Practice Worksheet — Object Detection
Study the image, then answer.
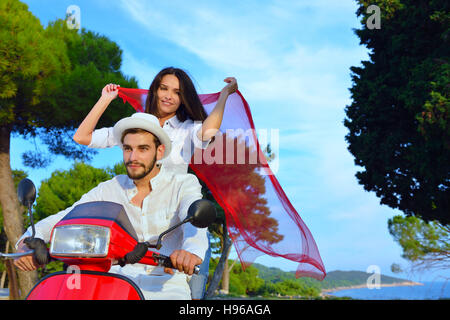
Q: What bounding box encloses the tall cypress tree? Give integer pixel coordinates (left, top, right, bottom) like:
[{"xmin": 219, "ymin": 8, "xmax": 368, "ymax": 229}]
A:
[{"xmin": 345, "ymin": 0, "xmax": 449, "ymax": 224}]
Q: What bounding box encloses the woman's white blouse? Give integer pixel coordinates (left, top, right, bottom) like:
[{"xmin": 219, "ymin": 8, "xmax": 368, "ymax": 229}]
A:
[{"xmin": 89, "ymin": 115, "xmax": 210, "ymax": 174}]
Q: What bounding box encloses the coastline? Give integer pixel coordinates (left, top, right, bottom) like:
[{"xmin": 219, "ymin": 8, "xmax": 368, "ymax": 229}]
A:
[{"xmin": 322, "ymin": 281, "xmax": 424, "ymax": 294}]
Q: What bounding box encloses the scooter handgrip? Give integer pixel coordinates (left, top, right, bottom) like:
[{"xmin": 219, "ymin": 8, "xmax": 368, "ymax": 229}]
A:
[
  {"xmin": 125, "ymin": 242, "xmax": 149, "ymax": 264},
  {"xmin": 24, "ymin": 237, "xmax": 50, "ymax": 265},
  {"xmin": 158, "ymin": 255, "xmax": 201, "ymax": 275}
]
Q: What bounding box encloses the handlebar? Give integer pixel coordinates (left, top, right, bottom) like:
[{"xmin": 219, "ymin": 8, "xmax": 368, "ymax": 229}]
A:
[
  {"xmin": 120, "ymin": 243, "xmax": 201, "ymax": 275},
  {"xmin": 0, "ymin": 250, "xmax": 34, "ymax": 259},
  {"xmin": 152, "ymin": 252, "xmax": 201, "ymax": 275},
  {"xmin": 0, "ymin": 237, "xmax": 50, "ymax": 265}
]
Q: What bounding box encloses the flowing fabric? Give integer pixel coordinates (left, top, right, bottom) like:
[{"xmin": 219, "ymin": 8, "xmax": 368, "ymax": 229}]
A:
[{"xmin": 118, "ymin": 87, "xmax": 326, "ymax": 280}]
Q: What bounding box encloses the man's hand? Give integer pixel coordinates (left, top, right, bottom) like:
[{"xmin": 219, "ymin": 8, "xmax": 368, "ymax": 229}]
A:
[
  {"xmin": 165, "ymin": 249, "xmax": 202, "ymax": 276},
  {"xmin": 13, "ymin": 240, "xmax": 41, "ymax": 271}
]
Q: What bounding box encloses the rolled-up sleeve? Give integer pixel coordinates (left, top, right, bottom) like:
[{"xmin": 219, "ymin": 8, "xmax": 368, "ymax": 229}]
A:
[
  {"xmin": 191, "ymin": 121, "xmax": 211, "ymax": 150},
  {"xmin": 88, "ymin": 127, "xmax": 118, "ymax": 149},
  {"xmin": 177, "ymin": 174, "xmax": 208, "ymax": 260}
]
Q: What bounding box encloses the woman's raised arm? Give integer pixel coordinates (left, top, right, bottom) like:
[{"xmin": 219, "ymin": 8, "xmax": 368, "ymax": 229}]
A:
[
  {"xmin": 198, "ymin": 77, "xmax": 237, "ymax": 141},
  {"xmin": 73, "ymin": 84, "xmax": 119, "ymax": 145}
]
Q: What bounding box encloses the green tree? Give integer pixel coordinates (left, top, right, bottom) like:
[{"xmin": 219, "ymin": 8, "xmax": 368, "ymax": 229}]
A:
[
  {"xmin": 344, "ymin": 0, "xmax": 449, "ymax": 224},
  {"xmin": 0, "ymin": 0, "xmax": 137, "ymax": 298},
  {"xmin": 230, "ymin": 262, "xmax": 264, "ymax": 296},
  {"xmin": 388, "ymin": 214, "xmax": 450, "ymax": 272},
  {"xmin": 206, "ymin": 258, "xmax": 265, "ymax": 297},
  {"xmin": 34, "ymin": 162, "xmax": 120, "ymax": 221}
]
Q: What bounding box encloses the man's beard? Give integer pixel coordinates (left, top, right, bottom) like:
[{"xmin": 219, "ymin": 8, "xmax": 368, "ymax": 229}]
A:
[{"xmin": 125, "ymin": 155, "xmax": 157, "ymax": 180}]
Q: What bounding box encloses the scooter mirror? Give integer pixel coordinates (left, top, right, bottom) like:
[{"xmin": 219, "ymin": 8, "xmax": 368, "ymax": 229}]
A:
[
  {"xmin": 17, "ymin": 178, "xmax": 36, "ymax": 208},
  {"xmin": 187, "ymin": 199, "xmax": 217, "ymax": 228}
]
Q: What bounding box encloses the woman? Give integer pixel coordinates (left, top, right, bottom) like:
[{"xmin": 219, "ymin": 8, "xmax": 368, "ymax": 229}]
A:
[
  {"xmin": 73, "ymin": 67, "xmax": 237, "ymax": 174},
  {"xmin": 73, "ymin": 67, "xmax": 237, "ymax": 299}
]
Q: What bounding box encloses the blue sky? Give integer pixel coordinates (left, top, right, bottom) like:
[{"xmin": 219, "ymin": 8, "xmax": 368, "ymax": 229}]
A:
[{"xmin": 10, "ymin": 0, "xmax": 448, "ymax": 282}]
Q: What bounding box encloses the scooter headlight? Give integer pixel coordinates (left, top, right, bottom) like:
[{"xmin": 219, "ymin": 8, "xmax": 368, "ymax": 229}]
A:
[{"xmin": 50, "ymin": 225, "xmax": 110, "ymax": 257}]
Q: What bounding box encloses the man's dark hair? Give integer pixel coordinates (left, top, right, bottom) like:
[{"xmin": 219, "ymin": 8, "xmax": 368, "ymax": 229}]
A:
[{"xmin": 121, "ymin": 128, "xmax": 161, "ymax": 149}]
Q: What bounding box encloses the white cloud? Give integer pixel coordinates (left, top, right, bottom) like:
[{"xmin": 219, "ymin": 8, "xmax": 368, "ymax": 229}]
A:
[
  {"xmin": 117, "ymin": 0, "xmax": 368, "ymax": 132},
  {"xmin": 121, "ymin": 48, "xmax": 160, "ymax": 88},
  {"xmin": 119, "ymin": 0, "xmax": 274, "ymax": 71}
]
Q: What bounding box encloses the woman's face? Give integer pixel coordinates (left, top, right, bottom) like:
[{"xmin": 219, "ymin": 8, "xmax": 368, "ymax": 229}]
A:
[{"xmin": 156, "ymin": 74, "xmax": 181, "ymax": 118}]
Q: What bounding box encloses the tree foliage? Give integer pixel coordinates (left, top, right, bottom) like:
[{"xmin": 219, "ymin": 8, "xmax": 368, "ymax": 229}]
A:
[
  {"xmin": 0, "ymin": 0, "xmax": 69, "ymax": 101},
  {"xmin": 7, "ymin": 19, "xmax": 138, "ymax": 166},
  {"xmin": 1, "ymin": 0, "xmax": 138, "ymax": 167},
  {"xmin": 388, "ymin": 214, "xmax": 450, "ymax": 271},
  {"xmin": 345, "ymin": 0, "xmax": 450, "ymax": 224},
  {"xmin": 35, "ymin": 162, "xmax": 126, "ymax": 221}
]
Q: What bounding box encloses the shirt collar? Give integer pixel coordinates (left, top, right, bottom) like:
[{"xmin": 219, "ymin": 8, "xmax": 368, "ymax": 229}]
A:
[
  {"xmin": 147, "ymin": 165, "xmax": 167, "ymax": 190},
  {"xmin": 165, "ymin": 115, "xmax": 182, "ymax": 128},
  {"xmin": 123, "ymin": 165, "xmax": 171, "ymax": 192}
]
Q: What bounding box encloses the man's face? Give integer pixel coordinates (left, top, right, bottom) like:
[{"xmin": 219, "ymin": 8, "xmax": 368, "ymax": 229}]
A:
[{"xmin": 122, "ymin": 132, "xmax": 164, "ymax": 180}]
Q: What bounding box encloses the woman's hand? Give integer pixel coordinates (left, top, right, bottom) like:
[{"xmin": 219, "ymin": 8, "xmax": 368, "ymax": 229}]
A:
[
  {"xmin": 221, "ymin": 77, "xmax": 238, "ymax": 96},
  {"xmin": 73, "ymin": 83, "xmax": 119, "ymax": 145},
  {"xmin": 198, "ymin": 77, "xmax": 238, "ymax": 142},
  {"xmin": 101, "ymin": 83, "xmax": 120, "ymax": 101}
]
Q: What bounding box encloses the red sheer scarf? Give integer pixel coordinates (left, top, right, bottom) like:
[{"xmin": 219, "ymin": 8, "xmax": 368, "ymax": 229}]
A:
[{"xmin": 118, "ymin": 87, "xmax": 326, "ymax": 280}]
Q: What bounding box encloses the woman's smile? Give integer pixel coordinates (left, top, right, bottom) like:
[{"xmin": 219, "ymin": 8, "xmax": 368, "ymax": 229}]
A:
[{"xmin": 160, "ymin": 100, "xmax": 174, "ymax": 107}]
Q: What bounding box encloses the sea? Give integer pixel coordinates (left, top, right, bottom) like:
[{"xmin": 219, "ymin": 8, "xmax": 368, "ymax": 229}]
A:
[{"xmin": 328, "ymin": 281, "xmax": 450, "ymax": 300}]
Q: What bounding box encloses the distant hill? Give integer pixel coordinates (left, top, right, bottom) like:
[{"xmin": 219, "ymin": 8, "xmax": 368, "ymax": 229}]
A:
[
  {"xmin": 323, "ymin": 270, "xmax": 413, "ymax": 285},
  {"xmin": 253, "ymin": 263, "xmax": 419, "ymax": 291}
]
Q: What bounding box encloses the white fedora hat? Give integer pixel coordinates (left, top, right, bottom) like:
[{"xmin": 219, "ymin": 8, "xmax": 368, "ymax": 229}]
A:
[{"xmin": 113, "ymin": 113, "xmax": 172, "ymax": 159}]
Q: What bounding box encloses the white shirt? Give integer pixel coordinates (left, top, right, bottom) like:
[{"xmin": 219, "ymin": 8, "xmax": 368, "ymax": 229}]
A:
[
  {"xmin": 18, "ymin": 166, "xmax": 207, "ymax": 299},
  {"xmin": 89, "ymin": 116, "xmax": 210, "ymax": 174}
]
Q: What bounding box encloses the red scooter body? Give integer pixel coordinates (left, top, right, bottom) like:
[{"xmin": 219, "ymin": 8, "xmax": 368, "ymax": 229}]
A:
[
  {"xmin": 26, "ymin": 271, "xmax": 144, "ymax": 300},
  {"xmin": 26, "ymin": 201, "xmax": 162, "ymax": 300}
]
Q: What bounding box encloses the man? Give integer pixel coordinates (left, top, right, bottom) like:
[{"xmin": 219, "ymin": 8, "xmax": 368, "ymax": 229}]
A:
[{"xmin": 14, "ymin": 113, "xmax": 208, "ymax": 300}]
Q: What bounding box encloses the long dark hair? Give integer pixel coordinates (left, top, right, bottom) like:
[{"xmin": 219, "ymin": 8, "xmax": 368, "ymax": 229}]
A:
[{"xmin": 145, "ymin": 67, "xmax": 208, "ymax": 122}]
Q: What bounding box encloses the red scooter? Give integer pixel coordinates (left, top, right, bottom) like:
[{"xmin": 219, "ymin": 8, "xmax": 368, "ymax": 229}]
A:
[{"xmin": 1, "ymin": 178, "xmax": 216, "ymax": 300}]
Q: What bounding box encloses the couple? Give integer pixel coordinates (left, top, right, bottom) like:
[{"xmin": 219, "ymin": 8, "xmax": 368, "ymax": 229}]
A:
[{"xmin": 14, "ymin": 67, "xmax": 239, "ymax": 299}]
